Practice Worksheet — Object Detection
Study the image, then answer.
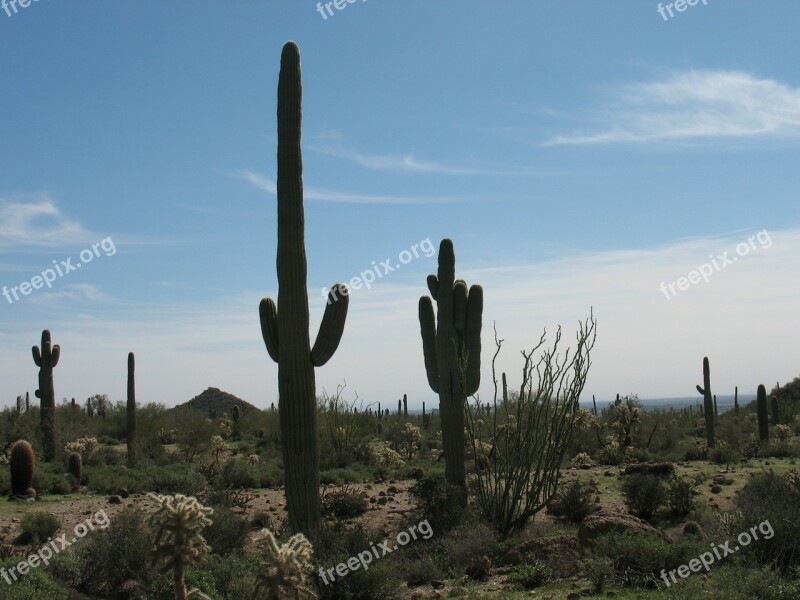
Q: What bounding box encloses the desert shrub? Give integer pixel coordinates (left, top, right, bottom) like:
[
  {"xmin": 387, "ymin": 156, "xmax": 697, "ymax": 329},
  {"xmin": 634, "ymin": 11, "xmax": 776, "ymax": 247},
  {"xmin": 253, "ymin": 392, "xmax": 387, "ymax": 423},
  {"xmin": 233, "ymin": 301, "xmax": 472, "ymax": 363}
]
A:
[
  {"xmin": 403, "ymin": 554, "xmax": 446, "ymax": 586},
  {"xmin": 735, "ymin": 470, "xmax": 800, "ymax": 571},
  {"xmin": 312, "ymin": 522, "xmax": 401, "ymax": 600},
  {"xmin": 667, "ymin": 476, "xmax": 694, "ymax": 517},
  {"xmin": 436, "ymin": 521, "xmax": 498, "ymax": 577},
  {"xmin": 20, "ymin": 511, "xmax": 60, "ymax": 544},
  {"xmin": 683, "ymin": 442, "xmax": 708, "ymax": 461},
  {"xmin": 507, "ymin": 561, "xmax": 552, "ymax": 589},
  {"xmin": 758, "ymin": 441, "xmax": 799, "ymax": 459},
  {"xmin": 149, "ymin": 568, "xmax": 222, "ymax": 600},
  {"xmin": 581, "ymin": 556, "xmax": 614, "ymax": 593},
  {"xmin": 142, "ymin": 464, "xmax": 207, "ymax": 495},
  {"xmin": 0, "ymin": 467, "xmax": 10, "ymax": 495},
  {"xmin": 621, "ymin": 473, "xmax": 666, "ymax": 520},
  {"xmin": 250, "ymin": 510, "xmax": 271, "ymax": 529},
  {"xmin": 0, "ymin": 557, "xmax": 68, "ymax": 600},
  {"xmin": 410, "ymin": 475, "xmax": 468, "ymax": 532},
  {"xmin": 763, "ymin": 573, "xmax": 800, "ymax": 600},
  {"xmin": 84, "ymin": 445, "xmax": 123, "ymax": 466},
  {"xmin": 549, "ymin": 479, "xmax": 597, "ymax": 523},
  {"xmin": 591, "ymin": 532, "xmax": 706, "ymax": 586},
  {"xmin": 709, "ymin": 446, "xmax": 740, "ymax": 465},
  {"xmin": 682, "ymin": 520, "xmax": 704, "ymax": 537},
  {"xmin": 320, "ymin": 484, "xmax": 368, "ymax": 519},
  {"xmin": 78, "ymin": 508, "xmax": 153, "ymax": 595},
  {"xmin": 198, "ymin": 554, "xmax": 261, "ymax": 599},
  {"xmin": 203, "ymin": 506, "xmax": 249, "ymax": 556},
  {"xmin": 319, "ymin": 467, "xmax": 363, "ymax": 486},
  {"xmin": 82, "ymin": 465, "xmax": 142, "ymax": 494},
  {"xmin": 31, "ymin": 469, "xmax": 72, "ymax": 496},
  {"xmin": 219, "ymin": 459, "xmax": 258, "ymax": 489},
  {"xmin": 50, "ymin": 551, "xmax": 85, "ymax": 589}
]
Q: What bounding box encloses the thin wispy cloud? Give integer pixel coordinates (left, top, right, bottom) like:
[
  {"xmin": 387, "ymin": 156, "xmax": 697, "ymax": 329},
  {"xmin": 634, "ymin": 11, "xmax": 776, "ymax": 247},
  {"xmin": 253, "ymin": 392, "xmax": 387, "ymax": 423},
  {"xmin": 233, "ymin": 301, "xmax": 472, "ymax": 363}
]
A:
[
  {"xmin": 309, "ymin": 144, "xmax": 546, "ymax": 176},
  {"xmin": 233, "ymin": 169, "xmax": 464, "ymax": 204},
  {"xmin": 545, "ymin": 70, "xmax": 800, "ymax": 146},
  {"xmin": 0, "ymin": 195, "xmax": 91, "ymax": 249}
]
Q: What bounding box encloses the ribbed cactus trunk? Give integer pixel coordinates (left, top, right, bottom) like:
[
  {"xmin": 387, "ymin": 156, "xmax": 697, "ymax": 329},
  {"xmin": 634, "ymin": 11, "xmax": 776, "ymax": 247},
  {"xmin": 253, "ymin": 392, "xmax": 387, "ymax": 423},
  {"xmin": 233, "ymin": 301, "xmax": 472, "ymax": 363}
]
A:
[
  {"xmin": 403, "ymin": 394, "xmax": 408, "ymax": 416},
  {"xmin": 734, "ymin": 386, "xmax": 739, "ymax": 416},
  {"xmin": 127, "ymin": 352, "xmax": 137, "ymax": 468},
  {"xmin": 695, "ymin": 357, "xmax": 715, "ymax": 448},
  {"xmin": 10, "ymin": 440, "xmax": 35, "ymax": 496},
  {"xmin": 32, "ymin": 330, "xmax": 60, "ymax": 462},
  {"xmin": 259, "ymin": 42, "xmax": 348, "ymax": 535},
  {"xmin": 757, "ymin": 384, "xmax": 769, "ymax": 441},
  {"xmin": 770, "ymin": 395, "xmax": 780, "ymax": 426},
  {"xmin": 419, "ymin": 239, "xmax": 483, "ymax": 490}
]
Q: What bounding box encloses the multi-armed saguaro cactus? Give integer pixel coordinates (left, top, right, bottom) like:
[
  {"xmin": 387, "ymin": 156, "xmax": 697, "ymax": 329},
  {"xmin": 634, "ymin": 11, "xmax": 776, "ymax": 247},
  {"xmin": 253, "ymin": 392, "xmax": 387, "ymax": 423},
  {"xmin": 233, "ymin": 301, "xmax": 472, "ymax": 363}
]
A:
[
  {"xmin": 148, "ymin": 493, "xmax": 214, "ymax": 600},
  {"xmin": 695, "ymin": 357, "xmax": 715, "ymax": 448},
  {"xmin": 127, "ymin": 352, "xmax": 137, "ymax": 468},
  {"xmin": 32, "ymin": 330, "xmax": 60, "ymax": 462},
  {"xmin": 757, "ymin": 384, "xmax": 769, "ymax": 441},
  {"xmin": 258, "ymin": 42, "xmax": 349, "ymax": 535},
  {"xmin": 10, "ymin": 440, "xmax": 35, "ymax": 497},
  {"xmin": 419, "ymin": 238, "xmax": 483, "ymax": 489}
]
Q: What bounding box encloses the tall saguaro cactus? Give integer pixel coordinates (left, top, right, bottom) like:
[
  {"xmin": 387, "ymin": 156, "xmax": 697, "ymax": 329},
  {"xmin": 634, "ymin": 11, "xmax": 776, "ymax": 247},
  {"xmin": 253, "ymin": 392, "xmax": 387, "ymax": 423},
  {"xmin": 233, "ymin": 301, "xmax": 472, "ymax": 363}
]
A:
[
  {"xmin": 695, "ymin": 357, "xmax": 715, "ymax": 448},
  {"xmin": 127, "ymin": 352, "xmax": 137, "ymax": 468},
  {"xmin": 32, "ymin": 330, "xmax": 60, "ymax": 462},
  {"xmin": 757, "ymin": 384, "xmax": 769, "ymax": 441},
  {"xmin": 419, "ymin": 238, "xmax": 483, "ymax": 489},
  {"xmin": 770, "ymin": 395, "xmax": 780, "ymax": 426},
  {"xmin": 259, "ymin": 41, "xmax": 349, "ymax": 535}
]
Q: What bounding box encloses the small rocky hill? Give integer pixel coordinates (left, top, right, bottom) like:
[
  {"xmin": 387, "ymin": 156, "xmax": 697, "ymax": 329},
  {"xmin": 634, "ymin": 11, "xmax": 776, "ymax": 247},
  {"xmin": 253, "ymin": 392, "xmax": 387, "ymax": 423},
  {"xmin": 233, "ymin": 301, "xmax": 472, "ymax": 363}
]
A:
[{"xmin": 172, "ymin": 387, "xmax": 259, "ymax": 417}]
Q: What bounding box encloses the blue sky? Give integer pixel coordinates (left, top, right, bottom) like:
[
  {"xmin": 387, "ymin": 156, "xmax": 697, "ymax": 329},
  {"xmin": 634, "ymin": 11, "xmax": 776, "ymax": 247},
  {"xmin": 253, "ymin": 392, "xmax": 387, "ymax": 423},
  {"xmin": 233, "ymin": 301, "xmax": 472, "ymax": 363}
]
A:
[{"xmin": 1, "ymin": 1, "xmax": 798, "ymax": 410}]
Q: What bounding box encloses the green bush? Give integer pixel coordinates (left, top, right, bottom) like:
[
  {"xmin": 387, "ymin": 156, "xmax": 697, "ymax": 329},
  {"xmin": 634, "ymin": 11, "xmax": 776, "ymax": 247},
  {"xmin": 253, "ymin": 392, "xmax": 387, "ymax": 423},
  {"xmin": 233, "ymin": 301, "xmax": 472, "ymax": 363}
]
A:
[
  {"xmin": 621, "ymin": 473, "xmax": 666, "ymax": 520},
  {"xmin": 219, "ymin": 460, "xmax": 259, "ymax": 489},
  {"xmin": 203, "ymin": 506, "xmax": 249, "ymax": 556},
  {"xmin": 709, "ymin": 446, "xmax": 740, "ymax": 465},
  {"xmin": 20, "ymin": 512, "xmax": 60, "ymax": 544},
  {"xmin": 149, "ymin": 568, "xmax": 222, "ymax": 600},
  {"xmin": 78, "ymin": 508, "xmax": 153, "ymax": 596},
  {"xmin": 436, "ymin": 521, "xmax": 498, "ymax": 577},
  {"xmin": 0, "ymin": 557, "xmax": 69, "ymax": 600},
  {"xmin": 410, "ymin": 475, "xmax": 468, "ymax": 532},
  {"xmin": 549, "ymin": 479, "xmax": 597, "ymax": 523},
  {"xmin": 507, "ymin": 561, "xmax": 552, "ymax": 589},
  {"xmin": 321, "ymin": 485, "xmax": 368, "ymax": 519},
  {"xmin": 50, "ymin": 551, "xmax": 85, "ymax": 589},
  {"xmin": 667, "ymin": 476, "xmax": 694, "ymax": 517},
  {"xmin": 735, "ymin": 470, "xmax": 800, "ymax": 572},
  {"xmin": 581, "ymin": 557, "xmax": 614, "ymax": 593}
]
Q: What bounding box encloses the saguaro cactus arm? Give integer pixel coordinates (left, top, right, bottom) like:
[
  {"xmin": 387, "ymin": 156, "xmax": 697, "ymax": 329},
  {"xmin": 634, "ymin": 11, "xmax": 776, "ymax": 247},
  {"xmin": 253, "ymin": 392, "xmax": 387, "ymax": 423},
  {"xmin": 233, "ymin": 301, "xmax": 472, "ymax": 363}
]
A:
[
  {"xmin": 311, "ymin": 284, "xmax": 349, "ymax": 367},
  {"xmin": 32, "ymin": 330, "xmax": 60, "ymax": 368},
  {"xmin": 464, "ymin": 284, "xmax": 483, "ymax": 396},
  {"xmin": 259, "ymin": 298, "xmax": 280, "ymax": 362},
  {"xmin": 419, "ymin": 297, "xmax": 439, "ymax": 393}
]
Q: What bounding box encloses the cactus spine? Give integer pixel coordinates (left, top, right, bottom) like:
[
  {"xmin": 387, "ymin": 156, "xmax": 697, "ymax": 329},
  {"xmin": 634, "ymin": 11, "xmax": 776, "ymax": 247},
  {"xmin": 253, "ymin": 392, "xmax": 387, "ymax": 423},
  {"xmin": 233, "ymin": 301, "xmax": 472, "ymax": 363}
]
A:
[
  {"xmin": 419, "ymin": 238, "xmax": 483, "ymax": 489},
  {"xmin": 127, "ymin": 352, "xmax": 137, "ymax": 468},
  {"xmin": 258, "ymin": 42, "xmax": 349, "ymax": 535},
  {"xmin": 757, "ymin": 384, "xmax": 769, "ymax": 441},
  {"xmin": 10, "ymin": 440, "xmax": 35, "ymax": 497},
  {"xmin": 695, "ymin": 357, "xmax": 715, "ymax": 448},
  {"xmin": 32, "ymin": 330, "xmax": 60, "ymax": 461}
]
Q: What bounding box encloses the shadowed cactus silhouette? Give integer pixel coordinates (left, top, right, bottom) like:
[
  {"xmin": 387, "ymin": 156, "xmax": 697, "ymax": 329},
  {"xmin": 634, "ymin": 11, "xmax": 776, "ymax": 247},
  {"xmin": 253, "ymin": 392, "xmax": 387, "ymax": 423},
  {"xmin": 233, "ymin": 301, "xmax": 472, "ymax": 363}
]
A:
[
  {"xmin": 695, "ymin": 357, "xmax": 715, "ymax": 448},
  {"xmin": 127, "ymin": 352, "xmax": 137, "ymax": 468},
  {"xmin": 147, "ymin": 493, "xmax": 214, "ymax": 600},
  {"xmin": 419, "ymin": 238, "xmax": 483, "ymax": 489},
  {"xmin": 258, "ymin": 41, "xmax": 349, "ymax": 535},
  {"xmin": 67, "ymin": 451, "xmax": 82, "ymax": 489},
  {"xmin": 32, "ymin": 329, "xmax": 60, "ymax": 461},
  {"xmin": 10, "ymin": 440, "xmax": 35, "ymax": 497},
  {"xmin": 771, "ymin": 395, "xmax": 780, "ymax": 426},
  {"xmin": 254, "ymin": 528, "xmax": 317, "ymax": 600},
  {"xmin": 757, "ymin": 385, "xmax": 769, "ymax": 441}
]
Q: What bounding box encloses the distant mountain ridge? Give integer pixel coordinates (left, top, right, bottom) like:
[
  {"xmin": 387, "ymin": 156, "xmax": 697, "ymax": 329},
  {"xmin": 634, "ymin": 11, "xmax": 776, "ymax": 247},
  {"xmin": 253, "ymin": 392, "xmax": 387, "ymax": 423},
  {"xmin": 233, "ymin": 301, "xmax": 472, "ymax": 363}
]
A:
[{"xmin": 172, "ymin": 387, "xmax": 259, "ymax": 416}]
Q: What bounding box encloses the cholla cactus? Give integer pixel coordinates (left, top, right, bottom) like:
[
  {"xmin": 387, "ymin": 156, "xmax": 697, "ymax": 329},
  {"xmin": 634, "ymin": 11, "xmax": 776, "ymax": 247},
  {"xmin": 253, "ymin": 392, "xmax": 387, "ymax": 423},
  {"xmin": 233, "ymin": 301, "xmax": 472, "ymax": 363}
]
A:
[
  {"xmin": 147, "ymin": 493, "xmax": 214, "ymax": 600},
  {"xmin": 248, "ymin": 454, "xmax": 261, "ymax": 465},
  {"xmin": 774, "ymin": 424, "xmax": 792, "ymax": 442},
  {"xmin": 571, "ymin": 452, "xmax": 594, "ymax": 469},
  {"xmin": 210, "ymin": 435, "xmax": 226, "ymax": 468},
  {"xmin": 254, "ymin": 529, "xmax": 317, "ymax": 600},
  {"xmin": 219, "ymin": 417, "xmax": 233, "ymax": 439},
  {"xmin": 64, "ymin": 437, "xmax": 98, "ymax": 456},
  {"xmin": 400, "ymin": 423, "xmax": 422, "ymax": 460},
  {"xmin": 371, "ymin": 443, "xmax": 405, "ymax": 468}
]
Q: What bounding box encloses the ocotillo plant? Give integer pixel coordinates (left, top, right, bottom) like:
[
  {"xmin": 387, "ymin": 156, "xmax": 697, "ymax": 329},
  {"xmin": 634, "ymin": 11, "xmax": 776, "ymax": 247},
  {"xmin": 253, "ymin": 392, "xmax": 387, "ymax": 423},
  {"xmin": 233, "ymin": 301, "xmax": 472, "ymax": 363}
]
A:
[
  {"xmin": 32, "ymin": 330, "xmax": 60, "ymax": 461},
  {"xmin": 10, "ymin": 440, "xmax": 35, "ymax": 497},
  {"xmin": 771, "ymin": 395, "xmax": 780, "ymax": 426},
  {"xmin": 67, "ymin": 452, "xmax": 82, "ymax": 488},
  {"xmin": 419, "ymin": 238, "xmax": 483, "ymax": 489},
  {"xmin": 695, "ymin": 357, "xmax": 715, "ymax": 448},
  {"xmin": 734, "ymin": 386, "xmax": 739, "ymax": 416},
  {"xmin": 127, "ymin": 353, "xmax": 137, "ymax": 468},
  {"xmin": 258, "ymin": 41, "xmax": 349, "ymax": 535},
  {"xmin": 757, "ymin": 384, "xmax": 769, "ymax": 441}
]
